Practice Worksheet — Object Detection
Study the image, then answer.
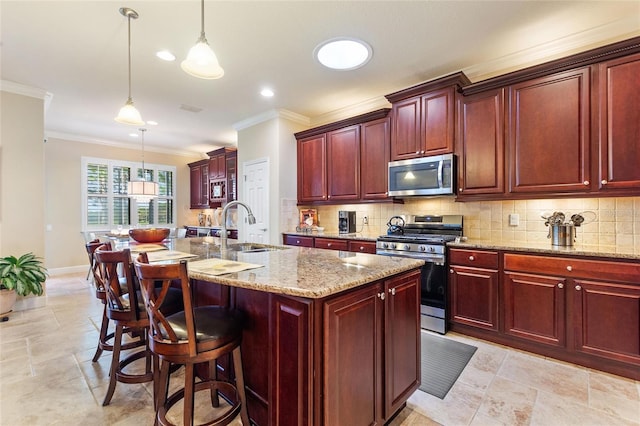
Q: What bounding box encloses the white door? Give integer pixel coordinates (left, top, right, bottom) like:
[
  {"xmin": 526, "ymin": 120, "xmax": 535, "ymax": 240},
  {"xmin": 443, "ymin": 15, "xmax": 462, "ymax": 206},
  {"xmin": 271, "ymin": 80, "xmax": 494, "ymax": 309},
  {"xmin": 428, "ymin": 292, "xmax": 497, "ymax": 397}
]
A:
[{"xmin": 243, "ymin": 158, "xmax": 269, "ymax": 243}]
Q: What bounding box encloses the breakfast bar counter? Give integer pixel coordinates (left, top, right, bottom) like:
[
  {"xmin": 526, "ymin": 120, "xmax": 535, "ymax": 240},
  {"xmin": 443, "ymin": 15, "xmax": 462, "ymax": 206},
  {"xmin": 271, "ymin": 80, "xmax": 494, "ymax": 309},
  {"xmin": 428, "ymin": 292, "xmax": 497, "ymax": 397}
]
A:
[{"xmin": 152, "ymin": 237, "xmax": 424, "ymax": 426}]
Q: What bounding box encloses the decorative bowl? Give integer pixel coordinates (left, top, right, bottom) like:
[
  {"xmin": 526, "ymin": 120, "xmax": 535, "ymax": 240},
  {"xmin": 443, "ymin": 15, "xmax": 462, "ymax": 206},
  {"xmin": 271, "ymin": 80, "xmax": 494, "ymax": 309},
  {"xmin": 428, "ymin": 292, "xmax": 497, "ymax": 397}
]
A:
[{"xmin": 128, "ymin": 228, "xmax": 170, "ymax": 243}]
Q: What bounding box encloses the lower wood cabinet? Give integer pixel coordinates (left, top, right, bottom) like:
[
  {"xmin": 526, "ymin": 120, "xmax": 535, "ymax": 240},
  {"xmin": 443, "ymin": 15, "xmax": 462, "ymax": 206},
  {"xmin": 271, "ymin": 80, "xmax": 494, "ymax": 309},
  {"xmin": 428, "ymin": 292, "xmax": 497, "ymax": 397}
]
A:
[
  {"xmin": 283, "ymin": 234, "xmax": 377, "ymax": 254},
  {"xmin": 314, "ymin": 237, "xmax": 348, "ymax": 251},
  {"xmin": 283, "ymin": 234, "xmax": 314, "ymax": 247},
  {"xmin": 324, "ymin": 270, "xmax": 421, "ymax": 425},
  {"xmin": 191, "ymin": 268, "xmax": 421, "ymax": 425}
]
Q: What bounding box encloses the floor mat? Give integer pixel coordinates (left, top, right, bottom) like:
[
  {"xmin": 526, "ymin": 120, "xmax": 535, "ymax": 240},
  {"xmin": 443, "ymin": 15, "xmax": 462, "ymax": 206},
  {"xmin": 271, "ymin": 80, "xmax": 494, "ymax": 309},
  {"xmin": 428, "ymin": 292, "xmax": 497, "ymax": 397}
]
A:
[{"xmin": 419, "ymin": 332, "xmax": 477, "ymax": 399}]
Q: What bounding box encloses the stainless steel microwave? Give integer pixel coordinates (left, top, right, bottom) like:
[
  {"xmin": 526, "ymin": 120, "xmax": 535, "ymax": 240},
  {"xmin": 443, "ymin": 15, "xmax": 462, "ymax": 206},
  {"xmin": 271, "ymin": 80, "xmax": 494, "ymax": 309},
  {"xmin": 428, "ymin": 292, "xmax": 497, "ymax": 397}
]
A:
[{"xmin": 388, "ymin": 153, "xmax": 455, "ymax": 196}]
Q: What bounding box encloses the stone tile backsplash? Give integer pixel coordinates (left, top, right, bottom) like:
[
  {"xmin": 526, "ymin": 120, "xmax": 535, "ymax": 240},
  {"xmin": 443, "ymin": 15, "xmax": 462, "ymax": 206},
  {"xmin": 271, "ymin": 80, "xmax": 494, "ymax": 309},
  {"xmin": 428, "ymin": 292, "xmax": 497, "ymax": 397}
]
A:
[{"xmin": 301, "ymin": 196, "xmax": 640, "ymax": 249}]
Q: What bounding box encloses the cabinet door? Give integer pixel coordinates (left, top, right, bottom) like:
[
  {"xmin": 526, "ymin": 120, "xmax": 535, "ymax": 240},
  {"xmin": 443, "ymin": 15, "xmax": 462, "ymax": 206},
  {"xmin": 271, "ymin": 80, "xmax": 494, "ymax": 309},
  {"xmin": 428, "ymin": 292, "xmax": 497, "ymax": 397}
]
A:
[
  {"xmin": 348, "ymin": 240, "xmax": 377, "ymax": 254},
  {"xmin": 297, "ymin": 135, "xmax": 327, "ymax": 202},
  {"xmin": 457, "ymin": 89, "xmax": 505, "ymax": 196},
  {"xmin": 503, "ymin": 271, "xmax": 566, "ymax": 347},
  {"xmin": 597, "ymin": 53, "xmax": 640, "ymax": 192},
  {"xmin": 327, "ymin": 125, "xmax": 360, "ymax": 201},
  {"xmin": 422, "ymin": 87, "xmax": 455, "ymax": 155},
  {"xmin": 449, "ymin": 265, "xmax": 499, "ymax": 331},
  {"xmin": 391, "ymin": 96, "xmax": 422, "ymax": 161},
  {"xmin": 324, "ymin": 284, "xmax": 384, "ymax": 426},
  {"xmin": 572, "ymin": 279, "xmax": 640, "ymax": 366},
  {"xmin": 282, "ymin": 234, "xmax": 314, "ymax": 247},
  {"xmin": 361, "ymin": 117, "xmax": 391, "ymax": 200},
  {"xmin": 507, "ymin": 68, "xmax": 591, "ymax": 194},
  {"xmin": 189, "ymin": 164, "xmax": 203, "ymax": 209},
  {"xmin": 384, "ymin": 271, "xmax": 420, "ymax": 418},
  {"xmin": 209, "ymin": 154, "xmax": 225, "ymax": 179}
]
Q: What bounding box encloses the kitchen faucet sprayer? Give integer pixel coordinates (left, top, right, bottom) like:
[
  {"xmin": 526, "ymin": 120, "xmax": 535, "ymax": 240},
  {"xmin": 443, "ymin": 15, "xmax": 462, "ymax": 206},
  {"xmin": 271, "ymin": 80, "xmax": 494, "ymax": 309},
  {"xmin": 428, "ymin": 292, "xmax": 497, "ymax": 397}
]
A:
[{"xmin": 220, "ymin": 201, "xmax": 256, "ymax": 243}]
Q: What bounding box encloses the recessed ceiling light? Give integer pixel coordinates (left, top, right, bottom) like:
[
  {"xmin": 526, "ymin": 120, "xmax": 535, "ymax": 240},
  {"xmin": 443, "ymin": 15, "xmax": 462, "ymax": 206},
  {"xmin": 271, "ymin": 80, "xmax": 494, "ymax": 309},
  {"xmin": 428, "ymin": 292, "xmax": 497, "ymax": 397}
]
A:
[
  {"xmin": 261, "ymin": 88, "xmax": 274, "ymax": 97},
  {"xmin": 156, "ymin": 50, "xmax": 176, "ymax": 61},
  {"xmin": 146, "ymin": 120, "xmax": 158, "ymax": 126},
  {"xmin": 314, "ymin": 37, "xmax": 372, "ymax": 70}
]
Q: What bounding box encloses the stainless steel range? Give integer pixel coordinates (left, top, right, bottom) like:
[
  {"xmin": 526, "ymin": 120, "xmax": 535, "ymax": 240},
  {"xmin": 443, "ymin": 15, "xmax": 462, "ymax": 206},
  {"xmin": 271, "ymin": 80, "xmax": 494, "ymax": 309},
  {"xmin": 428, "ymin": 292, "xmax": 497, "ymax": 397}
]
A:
[{"xmin": 376, "ymin": 214, "xmax": 463, "ymax": 334}]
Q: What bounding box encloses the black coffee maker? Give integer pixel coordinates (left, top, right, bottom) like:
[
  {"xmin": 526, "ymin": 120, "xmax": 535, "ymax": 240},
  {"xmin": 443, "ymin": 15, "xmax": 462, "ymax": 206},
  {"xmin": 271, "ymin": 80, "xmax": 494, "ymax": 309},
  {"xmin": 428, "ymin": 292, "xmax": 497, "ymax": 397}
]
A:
[{"xmin": 338, "ymin": 211, "xmax": 356, "ymax": 234}]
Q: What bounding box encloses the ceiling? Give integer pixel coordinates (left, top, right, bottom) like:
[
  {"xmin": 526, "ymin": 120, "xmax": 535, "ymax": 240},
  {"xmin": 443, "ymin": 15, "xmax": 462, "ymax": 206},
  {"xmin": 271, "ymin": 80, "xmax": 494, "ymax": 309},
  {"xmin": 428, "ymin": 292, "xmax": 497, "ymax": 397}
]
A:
[{"xmin": 2, "ymin": 1, "xmax": 639, "ymax": 156}]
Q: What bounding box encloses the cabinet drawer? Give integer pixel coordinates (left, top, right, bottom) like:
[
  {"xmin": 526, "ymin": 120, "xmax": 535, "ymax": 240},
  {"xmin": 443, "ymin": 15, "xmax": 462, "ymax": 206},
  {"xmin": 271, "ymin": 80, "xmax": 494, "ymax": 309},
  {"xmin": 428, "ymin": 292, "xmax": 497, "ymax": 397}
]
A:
[
  {"xmin": 348, "ymin": 240, "xmax": 377, "ymax": 254},
  {"xmin": 283, "ymin": 235, "xmax": 314, "ymax": 247},
  {"xmin": 504, "ymin": 253, "xmax": 640, "ymax": 282},
  {"xmin": 449, "ymin": 249, "xmax": 499, "ymax": 269},
  {"xmin": 315, "ymin": 238, "xmax": 349, "ymax": 251}
]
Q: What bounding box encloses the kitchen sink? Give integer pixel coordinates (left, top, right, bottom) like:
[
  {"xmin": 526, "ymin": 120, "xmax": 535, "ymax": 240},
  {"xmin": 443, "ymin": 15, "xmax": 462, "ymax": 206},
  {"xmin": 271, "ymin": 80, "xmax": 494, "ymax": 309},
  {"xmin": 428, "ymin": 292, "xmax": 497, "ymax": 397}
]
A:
[{"xmin": 223, "ymin": 243, "xmax": 289, "ymax": 253}]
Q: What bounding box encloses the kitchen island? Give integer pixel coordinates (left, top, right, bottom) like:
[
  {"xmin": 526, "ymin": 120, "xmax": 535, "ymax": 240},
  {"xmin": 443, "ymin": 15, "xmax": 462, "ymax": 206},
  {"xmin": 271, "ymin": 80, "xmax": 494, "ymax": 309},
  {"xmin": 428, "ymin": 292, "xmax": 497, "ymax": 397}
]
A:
[{"xmin": 157, "ymin": 237, "xmax": 424, "ymax": 426}]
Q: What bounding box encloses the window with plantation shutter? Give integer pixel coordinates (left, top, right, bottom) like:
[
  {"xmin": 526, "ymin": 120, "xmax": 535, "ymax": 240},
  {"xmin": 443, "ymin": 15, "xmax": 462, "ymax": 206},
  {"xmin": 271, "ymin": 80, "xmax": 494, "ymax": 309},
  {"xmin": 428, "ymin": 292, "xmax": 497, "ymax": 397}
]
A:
[{"xmin": 82, "ymin": 157, "xmax": 176, "ymax": 231}]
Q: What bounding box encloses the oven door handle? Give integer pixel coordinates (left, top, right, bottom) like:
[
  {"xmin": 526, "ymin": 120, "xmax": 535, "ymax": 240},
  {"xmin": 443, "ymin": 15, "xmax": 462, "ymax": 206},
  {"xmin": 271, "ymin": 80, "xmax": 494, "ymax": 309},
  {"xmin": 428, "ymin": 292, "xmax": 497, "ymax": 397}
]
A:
[{"xmin": 376, "ymin": 250, "xmax": 445, "ymax": 264}]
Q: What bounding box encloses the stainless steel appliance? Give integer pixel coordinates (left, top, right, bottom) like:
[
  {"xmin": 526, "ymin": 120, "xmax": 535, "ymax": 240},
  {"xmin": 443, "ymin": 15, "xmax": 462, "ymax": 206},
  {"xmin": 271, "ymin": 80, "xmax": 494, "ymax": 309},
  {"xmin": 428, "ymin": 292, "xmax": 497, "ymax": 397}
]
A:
[
  {"xmin": 376, "ymin": 214, "xmax": 463, "ymax": 334},
  {"xmin": 338, "ymin": 211, "xmax": 356, "ymax": 234},
  {"xmin": 387, "ymin": 153, "xmax": 455, "ymax": 197}
]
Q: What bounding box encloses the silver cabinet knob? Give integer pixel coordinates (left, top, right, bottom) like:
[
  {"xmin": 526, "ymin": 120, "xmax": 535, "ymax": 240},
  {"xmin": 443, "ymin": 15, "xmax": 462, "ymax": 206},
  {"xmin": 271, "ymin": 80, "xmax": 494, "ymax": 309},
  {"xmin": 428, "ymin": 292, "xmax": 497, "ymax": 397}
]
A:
[
  {"xmin": 575, "ymin": 285, "xmax": 582, "ymax": 291},
  {"xmin": 601, "ymin": 180, "xmax": 608, "ymax": 185},
  {"xmin": 558, "ymin": 283, "xmax": 564, "ymax": 289},
  {"xmin": 327, "ymin": 243, "xmax": 332, "ymax": 247},
  {"xmin": 566, "ymin": 266, "xmax": 572, "ymax": 272},
  {"xmin": 469, "ymin": 255, "xmax": 475, "ymax": 261},
  {"xmin": 296, "ymin": 240, "xmax": 300, "ymax": 244},
  {"xmin": 359, "ymin": 246, "xmax": 365, "ymax": 251},
  {"xmin": 583, "ymin": 181, "xmax": 589, "ymax": 185},
  {"xmin": 450, "ymin": 269, "xmax": 454, "ymax": 273},
  {"xmin": 378, "ymin": 292, "xmax": 386, "ymax": 300},
  {"xmin": 459, "ymin": 188, "xmax": 463, "ymax": 192},
  {"xmin": 388, "ymin": 288, "xmax": 396, "ymax": 296}
]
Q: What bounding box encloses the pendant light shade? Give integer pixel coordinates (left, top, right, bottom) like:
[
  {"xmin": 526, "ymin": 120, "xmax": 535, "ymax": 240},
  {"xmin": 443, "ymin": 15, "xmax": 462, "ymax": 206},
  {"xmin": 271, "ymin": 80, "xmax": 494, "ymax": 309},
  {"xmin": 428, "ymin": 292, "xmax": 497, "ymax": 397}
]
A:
[
  {"xmin": 115, "ymin": 7, "xmax": 144, "ymax": 125},
  {"xmin": 128, "ymin": 128, "xmax": 158, "ymax": 202},
  {"xmin": 181, "ymin": 0, "xmax": 224, "ymax": 79}
]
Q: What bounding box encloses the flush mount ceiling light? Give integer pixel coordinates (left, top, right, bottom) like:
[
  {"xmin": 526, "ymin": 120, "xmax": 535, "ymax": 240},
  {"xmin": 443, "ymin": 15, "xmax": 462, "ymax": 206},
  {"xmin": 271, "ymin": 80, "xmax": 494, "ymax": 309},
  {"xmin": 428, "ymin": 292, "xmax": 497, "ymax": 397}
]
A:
[
  {"xmin": 314, "ymin": 37, "xmax": 372, "ymax": 70},
  {"xmin": 127, "ymin": 128, "xmax": 159, "ymax": 202},
  {"xmin": 115, "ymin": 7, "xmax": 144, "ymax": 125},
  {"xmin": 181, "ymin": 0, "xmax": 224, "ymax": 79}
]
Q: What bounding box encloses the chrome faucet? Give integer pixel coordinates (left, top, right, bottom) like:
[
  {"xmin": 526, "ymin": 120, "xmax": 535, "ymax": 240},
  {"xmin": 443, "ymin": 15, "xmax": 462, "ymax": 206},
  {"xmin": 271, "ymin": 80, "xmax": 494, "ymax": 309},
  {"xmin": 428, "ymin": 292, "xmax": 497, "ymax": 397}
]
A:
[{"xmin": 220, "ymin": 201, "xmax": 257, "ymax": 243}]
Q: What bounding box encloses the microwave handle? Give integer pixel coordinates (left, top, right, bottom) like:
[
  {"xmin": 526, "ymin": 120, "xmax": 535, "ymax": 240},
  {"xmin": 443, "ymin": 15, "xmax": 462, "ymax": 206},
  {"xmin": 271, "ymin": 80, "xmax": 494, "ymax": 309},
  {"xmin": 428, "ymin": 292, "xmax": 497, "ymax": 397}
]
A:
[{"xmin": 437, "ymin": 159, "xmax": 444, "ymax": 189}]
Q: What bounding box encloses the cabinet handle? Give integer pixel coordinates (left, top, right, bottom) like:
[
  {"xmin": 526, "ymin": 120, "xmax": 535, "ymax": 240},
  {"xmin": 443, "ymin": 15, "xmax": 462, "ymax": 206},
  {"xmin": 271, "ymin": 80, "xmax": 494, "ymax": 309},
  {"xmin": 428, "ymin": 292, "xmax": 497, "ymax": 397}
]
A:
[
  {"xmin": 459, "ymin": 188, "xmax": 463, "ymax": 192},
  {"xmin": 388, "ymin": 288, "xmax": 396, "ymax": 296},
  {"xmin": 583, "ymin": 180, "xmax": 589, "ymax": 186},
  {"xmin": 378, "ymin": 292, "xmax": 386, "ymax": 300},
  {"xmin": 557, "ymin": 283, "xmax": 564, "ymax": 289},
  {"xmin": 450, "ymin": 269, "xmax": 454, "ymax": 273},
  {"xmin": 327, "ymin": 243, "xmax": 332, "ymax": 247},
  {"xmin": 415, "ymin": 151, "xmax": 420, "ymax": 154},
  {"xmin": 359, "ymin": 246, "xmax": 365, "ymax": 251},
  {"xmin": 468, "ymin": 255, "xmax": 475, "ymax": 261},
  {"xmin": 601, "ymin": 180, "xmax": 608, "ymax": 185},
  {"xmin": 296, "ymin": 240, "xmax": 300, "ymax": 244},
  {"xmin": 566, "ymin": 265, "xmax": 572, "ymax": 272},
  {"xmin": 575, "ymin": 285, "xmax": 582, "ymax": 291}
]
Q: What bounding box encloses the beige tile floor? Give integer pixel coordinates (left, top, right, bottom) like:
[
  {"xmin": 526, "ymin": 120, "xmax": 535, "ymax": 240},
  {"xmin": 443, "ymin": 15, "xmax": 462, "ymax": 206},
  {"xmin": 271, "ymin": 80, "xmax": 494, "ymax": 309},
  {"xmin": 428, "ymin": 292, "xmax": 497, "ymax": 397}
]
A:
[{"xmin": 1, "ymin": 272, "xmax": 638, "ymax": 425}]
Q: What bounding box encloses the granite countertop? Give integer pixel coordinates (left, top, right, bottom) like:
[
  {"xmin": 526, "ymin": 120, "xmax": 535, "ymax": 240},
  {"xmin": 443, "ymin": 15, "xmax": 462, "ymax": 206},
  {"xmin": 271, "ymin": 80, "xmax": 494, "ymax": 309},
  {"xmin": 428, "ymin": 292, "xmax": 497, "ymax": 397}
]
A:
[
  {"xmin": 448, "ymin": 239, "xmax": 640, "ymax": 261},
  {"xmin": 283, "ymin": 230, "xmax": 380, "ymax": 242},
  {"xmin": 153, "ymin": 237, "xmax": 424, "ymax": 299}
]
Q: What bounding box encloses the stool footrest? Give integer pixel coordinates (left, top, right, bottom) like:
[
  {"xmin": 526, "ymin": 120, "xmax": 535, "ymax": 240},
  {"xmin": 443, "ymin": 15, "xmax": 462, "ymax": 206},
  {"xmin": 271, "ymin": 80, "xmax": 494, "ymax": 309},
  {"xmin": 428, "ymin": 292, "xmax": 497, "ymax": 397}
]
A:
[{"xmin": 115, "ymin": 349, "xmax": 154, "ymax": 384}]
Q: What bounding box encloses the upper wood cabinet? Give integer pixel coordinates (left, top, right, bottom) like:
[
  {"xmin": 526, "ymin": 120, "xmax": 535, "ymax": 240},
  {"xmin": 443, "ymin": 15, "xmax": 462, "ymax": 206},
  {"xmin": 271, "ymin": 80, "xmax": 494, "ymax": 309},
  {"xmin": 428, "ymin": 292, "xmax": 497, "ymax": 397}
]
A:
[
  {"xmin": 386, "ymin": 72, "xmax": 470, "ymax": 161},
  {"xmin": 188, "ymin": 159, "xmax": 209, "ymax": 209},
  {"xmin": 456, "ymin": 88, "xmax": 505, "ymax": 198},
  {"xmin": 295, "ymin": 109, "xmax": 392, "ymax": 205},
  {"xmin": 507, "ymin": 67, "xmax": 591, "ymax": 194},
  {"xmin": 596, "ymin": 52, "xmax": 640, "ymax": 193}
]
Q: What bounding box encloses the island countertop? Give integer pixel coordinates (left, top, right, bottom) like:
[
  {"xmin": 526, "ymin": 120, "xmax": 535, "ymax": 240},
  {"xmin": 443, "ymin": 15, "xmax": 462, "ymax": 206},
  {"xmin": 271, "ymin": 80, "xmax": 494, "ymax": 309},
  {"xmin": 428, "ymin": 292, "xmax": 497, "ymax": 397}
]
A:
[{"xmin": 154, "ymin": 237, "xmax": 424, "ymax": 299}]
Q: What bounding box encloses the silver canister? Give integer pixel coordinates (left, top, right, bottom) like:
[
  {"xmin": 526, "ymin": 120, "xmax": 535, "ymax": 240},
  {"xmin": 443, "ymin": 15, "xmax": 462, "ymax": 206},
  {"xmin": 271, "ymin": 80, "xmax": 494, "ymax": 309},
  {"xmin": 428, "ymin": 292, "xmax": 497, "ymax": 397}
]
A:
[{"xmin": 551, "ymin": 224, "xmax": 576, "ymax": 246}]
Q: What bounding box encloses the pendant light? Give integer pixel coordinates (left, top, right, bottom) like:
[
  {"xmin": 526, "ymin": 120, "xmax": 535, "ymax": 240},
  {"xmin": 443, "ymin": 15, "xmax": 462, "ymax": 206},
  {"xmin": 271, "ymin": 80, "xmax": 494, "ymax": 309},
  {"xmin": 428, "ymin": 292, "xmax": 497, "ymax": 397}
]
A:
[
  {"xmin": 115, "ymin": 7, "xmax": 144, "ymax": 125},
  {"xmin": 181, "ymin": 0, "xmax": 224, "ymax": 79},
  {"xmin": 127, "ymin": 128, "xmax": 158, "ymax": 202}
]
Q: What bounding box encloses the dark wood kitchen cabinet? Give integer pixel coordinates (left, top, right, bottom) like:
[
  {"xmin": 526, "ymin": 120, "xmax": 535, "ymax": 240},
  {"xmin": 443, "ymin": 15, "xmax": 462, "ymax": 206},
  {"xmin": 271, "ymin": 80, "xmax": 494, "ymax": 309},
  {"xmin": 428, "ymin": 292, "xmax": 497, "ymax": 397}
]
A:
[
  {"xmin": 283, "ymin": 234, "xmax": 377, "ymax": 254},
  {"xmin": 313, "ymin": 237, "xmax": 349, "ymax": 251},
  {"xmin": 295, "ymin": 109, "xmax": 393, "ymax": 205},
  {"xmin": 507, "ymin": 67, "xmax": 591, "ymax": 194},
  {"xmin": 596, "ymin": 52, "xmax": 640, "ymax": 193},
  {"xmin": 327, "ymin": 125, "xmax": 360, "ymax": 201},
  {"xmin": 324, "ymin": 269, "xmax": 420, "ymax": 424},
  {"xmin": 386, "ymin": 72, "xmax": 470, "ymax": 161},
  {"xmin": 207, "ymin": 147, "xmax": 237, "ymax": 207},
  {"xmin": 456, "ymin": 89, "xmax": 505, "ymax": 198},
  {"xmin": 449, "ymin": 248, "xmax": 500, "ymax": 332},
  {"xmin": 188, "ymin": 159, "xmax": 210, "ymax": 209},
  {"xmin": 503, "ymin": 253, "xmax": 640, "ymax": 372}
]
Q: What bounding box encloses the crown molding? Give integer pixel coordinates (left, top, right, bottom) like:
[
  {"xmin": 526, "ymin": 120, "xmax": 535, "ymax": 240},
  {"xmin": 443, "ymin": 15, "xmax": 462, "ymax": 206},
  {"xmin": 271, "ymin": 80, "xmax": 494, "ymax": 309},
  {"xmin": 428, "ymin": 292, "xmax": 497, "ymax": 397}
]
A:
[
  {"xmin": 1, "ymin": 80, "xmax": 54, "ymax": 111},
  {"xmin": 45, "ymin": 131, "xmax": 201, "ymax": 158},
  {"xmin": 233, "ymin": 108, "xmax": 310, "ymax": 131},
  {"xmin": 463, "ymin": 16, "xmax": 640, "ymax": 82},
  {"xmin": 310, "ymin": 96, "xmax": 391, "ymax": 127}
]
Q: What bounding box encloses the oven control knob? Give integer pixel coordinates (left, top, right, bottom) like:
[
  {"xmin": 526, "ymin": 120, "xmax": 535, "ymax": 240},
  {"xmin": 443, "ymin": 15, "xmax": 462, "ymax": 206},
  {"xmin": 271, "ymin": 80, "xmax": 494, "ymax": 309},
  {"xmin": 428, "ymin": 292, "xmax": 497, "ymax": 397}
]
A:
[
  {"xmin": 390, "ymin": 243, "xmax": 396, "ymax": 249},
  {"xmin": 403, "ymin": 244, "xmax": 411, "ymax": 250},
  {"xmin": 418, "ymin": 245, "xmax": 426, "ymax": 252}
]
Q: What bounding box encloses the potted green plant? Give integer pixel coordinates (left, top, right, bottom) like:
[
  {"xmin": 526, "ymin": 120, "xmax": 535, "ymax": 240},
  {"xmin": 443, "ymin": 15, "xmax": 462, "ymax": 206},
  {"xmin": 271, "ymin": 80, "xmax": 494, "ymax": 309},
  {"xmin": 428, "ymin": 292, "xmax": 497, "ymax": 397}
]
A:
[{"xmin": 0, "ymin": 253, "xmax": 47, "ymax": 316}]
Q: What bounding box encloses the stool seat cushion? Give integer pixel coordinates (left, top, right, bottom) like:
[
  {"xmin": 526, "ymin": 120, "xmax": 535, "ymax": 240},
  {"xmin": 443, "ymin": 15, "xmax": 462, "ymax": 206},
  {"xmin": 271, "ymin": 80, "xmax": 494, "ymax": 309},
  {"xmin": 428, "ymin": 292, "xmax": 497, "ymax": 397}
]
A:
[{"xmin": 163, "ymin": 307, "xmax": 243, "ymax": 343}]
